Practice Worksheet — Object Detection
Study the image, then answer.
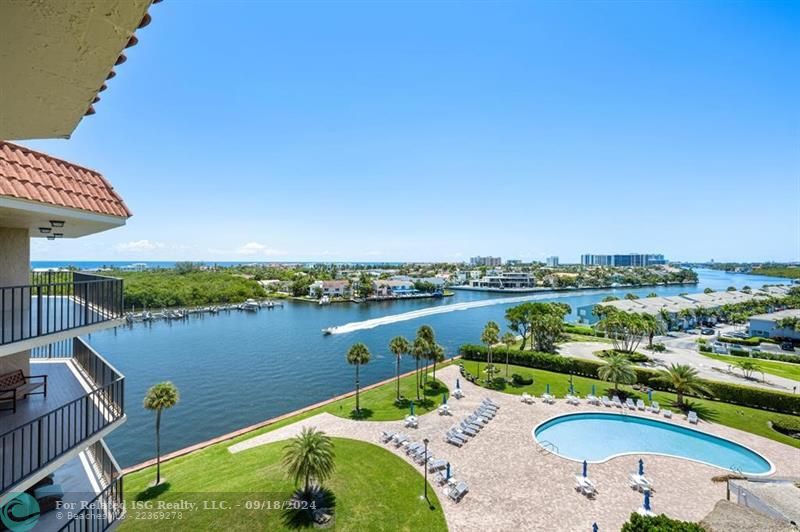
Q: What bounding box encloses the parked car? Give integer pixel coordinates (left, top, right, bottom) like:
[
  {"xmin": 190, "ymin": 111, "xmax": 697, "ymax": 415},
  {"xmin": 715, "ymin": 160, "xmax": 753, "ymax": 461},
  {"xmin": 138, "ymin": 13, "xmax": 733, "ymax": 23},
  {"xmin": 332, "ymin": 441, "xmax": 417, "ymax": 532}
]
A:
[
  {"xmin": 781, "ymin": 342, "xmax": 795, "ymax": 352},
  {"xmin": 700, "ymin": 328, "xmax": 715, "ymax": 335},
  {"xmin": 730, "ymin": 331, "xmax": 748, "ymax": 339}
]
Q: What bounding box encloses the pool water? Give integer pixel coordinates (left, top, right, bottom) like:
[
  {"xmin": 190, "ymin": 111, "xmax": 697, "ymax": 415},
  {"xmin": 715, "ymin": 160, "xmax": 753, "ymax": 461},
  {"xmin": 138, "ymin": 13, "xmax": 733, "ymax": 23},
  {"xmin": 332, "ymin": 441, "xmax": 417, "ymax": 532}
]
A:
[{"xmin": 533, "ymin": 412, "xmax": 773, "ymax": 475}]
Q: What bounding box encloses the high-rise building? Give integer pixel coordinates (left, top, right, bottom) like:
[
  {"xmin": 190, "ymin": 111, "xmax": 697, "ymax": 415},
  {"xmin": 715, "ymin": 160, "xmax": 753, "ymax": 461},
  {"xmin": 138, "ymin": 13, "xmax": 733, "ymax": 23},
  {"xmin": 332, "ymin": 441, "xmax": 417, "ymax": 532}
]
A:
[
  {"xmin": 470, "ymin": 256, "xmax": 502, "ymax": 267},
  {"xmin": 581, "ymin": 254, "xmax": 666, "ymax": 267},
  {"xmin": 546, "ymin": 256, "xmax": 559, "ymax": 267}
]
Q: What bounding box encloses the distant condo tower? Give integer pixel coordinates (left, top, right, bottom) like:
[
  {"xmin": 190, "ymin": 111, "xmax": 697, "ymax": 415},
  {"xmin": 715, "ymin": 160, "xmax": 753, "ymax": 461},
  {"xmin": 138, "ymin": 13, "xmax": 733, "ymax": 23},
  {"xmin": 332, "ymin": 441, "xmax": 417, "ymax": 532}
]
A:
[
  {"xmin": 546, "ymin": 256, "xmax": 559, "ymax": 267},
  {"xmin": 470, "ymin": 256, "xmax": 502, "ymax": 267},
  {"xmin": 580, "ymin": 253, "xmax": 666, "ymax": 267}
]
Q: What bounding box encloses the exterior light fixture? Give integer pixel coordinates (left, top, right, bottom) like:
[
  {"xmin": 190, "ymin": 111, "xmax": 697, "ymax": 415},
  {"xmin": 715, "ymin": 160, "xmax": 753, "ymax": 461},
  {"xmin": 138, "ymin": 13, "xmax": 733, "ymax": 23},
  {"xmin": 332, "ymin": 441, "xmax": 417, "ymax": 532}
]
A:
[
  {"xmin": 50, "ymin": 220, "xmax": 65, "ymax": 228},
  {"xmin": 39, "ymin": 227, "xmax": 52, "ymax": 234}
]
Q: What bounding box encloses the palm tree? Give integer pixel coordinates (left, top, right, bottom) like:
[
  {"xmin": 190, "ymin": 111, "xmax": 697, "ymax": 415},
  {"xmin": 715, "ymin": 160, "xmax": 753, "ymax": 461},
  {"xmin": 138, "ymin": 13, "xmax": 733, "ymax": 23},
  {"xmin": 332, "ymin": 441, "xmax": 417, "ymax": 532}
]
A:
[
  {"xmin": 346, "ymin": 343, "xmax": 371, "ymax": 414},
  {"xmin": 640, "ymin": 313, "xmax": 663, "ymax": 348},
  {"xmin": 481, "ymin": 321, "xmax": 500, "ymax": 382},
  {"xmin": 143, "ymin": 381, "xmax": 180, "ymax": 486},
  {"xmin": 501, "ymin": 332, "xmax": 516, "ymax": 378},
  {"xmin": 282, "ymin": 427, "xmax": 336, "ymax": 496},
  {"xmin": 654, "ymin": 364, "xmax": 709, "ymax": 406},
  {"xmin": 411, "ymin": 337, "xmax": 429, "ymax": 400},
  {"xmin": 597, "ymin": 355, "xmax": 636, "ymax": 392},
  {"xmin": 416, "ymin": 325, "xmax": 436, "ymax": 387},
  {"xmin": 388, "ymin": 336, "xmax": 410, "ymax": 401},
  {"xmin": 430, "ymin": 343, "xmax": 445, "ymax": 381}
]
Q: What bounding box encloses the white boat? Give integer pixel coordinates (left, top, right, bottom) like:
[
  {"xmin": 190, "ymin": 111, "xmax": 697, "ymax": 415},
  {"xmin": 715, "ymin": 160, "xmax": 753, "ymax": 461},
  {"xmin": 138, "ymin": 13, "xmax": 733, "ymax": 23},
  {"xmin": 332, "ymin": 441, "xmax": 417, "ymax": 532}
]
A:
[
  {"xmin": 241, "ymin": 299, "xmax": 260, "ymax": 312},
  {"xmin": 319, "ymin": 296, "xmax": 330, "ymax": 306}
]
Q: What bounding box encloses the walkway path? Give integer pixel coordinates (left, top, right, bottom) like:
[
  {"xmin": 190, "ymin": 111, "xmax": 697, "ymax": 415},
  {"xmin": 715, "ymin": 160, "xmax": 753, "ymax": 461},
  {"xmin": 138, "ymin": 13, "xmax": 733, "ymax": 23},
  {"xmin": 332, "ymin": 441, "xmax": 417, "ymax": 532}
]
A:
[{"xmin": 229, "ymin": 365, "xmax": 800, "ymax": 532}]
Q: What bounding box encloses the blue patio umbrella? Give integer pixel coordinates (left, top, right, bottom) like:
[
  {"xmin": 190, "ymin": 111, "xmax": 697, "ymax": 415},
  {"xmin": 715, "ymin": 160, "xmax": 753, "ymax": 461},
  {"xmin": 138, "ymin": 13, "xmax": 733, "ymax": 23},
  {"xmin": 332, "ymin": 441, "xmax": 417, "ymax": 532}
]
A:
[
  {"xmin": 643, "ymin": 490, "xmax": 651, "ymax": 512},
  {"xmin": 546, "ymin": 383, "xmax": 551, "ymax": 394},
  {"xmin": 410, "ymin": 402, "xmax": 415, "ymax": 415},
  {"xmin": 446, "ymin": 462, "xmax": 451, "ymax": 480},
  {"xmin": 442, "ymin": 393, "xmax": 447, "ymax": 405},
  {"xmin": 638, "ymin": 459, "xmax": 644, "ymax": 476},
  {"xmin": 592, "ymin": 524, "xmax": 599, "ymax": 532},
  {"xmin": 647, "ymin": 389, "xmax": 653, "ymax": 402},
  {"xmin": 456, "ymin": 378, "xmax": 461, "ymax": 389},
  {"xmin": 582, "ymin": 460, "xmax": 588, "ymax": 477}
]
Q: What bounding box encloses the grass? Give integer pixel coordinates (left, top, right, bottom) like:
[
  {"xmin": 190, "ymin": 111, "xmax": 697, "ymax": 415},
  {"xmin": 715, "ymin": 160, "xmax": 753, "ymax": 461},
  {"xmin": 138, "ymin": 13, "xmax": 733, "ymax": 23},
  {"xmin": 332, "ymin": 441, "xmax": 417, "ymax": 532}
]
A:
[
  {"xmin": 121, "ymin": 437, "xmax": 446, "ymax": 532},
  {"xmin": 461, "ymin": 359, "xmax": 800, "ymax": 449},
  {"xmin": 699, "ymin": 352, "xmax": 800, "ymax": 382},
  {"xmin": 319, "ymin": 368, "xmax": 449, "ymax": 421},
  {"xmin": 563, "ymin": 332, "xmax": 613, "ymax": 344}
]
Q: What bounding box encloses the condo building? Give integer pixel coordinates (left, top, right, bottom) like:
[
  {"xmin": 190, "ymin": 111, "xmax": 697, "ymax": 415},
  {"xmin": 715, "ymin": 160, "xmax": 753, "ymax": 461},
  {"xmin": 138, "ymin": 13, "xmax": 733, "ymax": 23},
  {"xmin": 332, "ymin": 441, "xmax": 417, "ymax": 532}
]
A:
[
  {"xmin": 580, "ymin": 254, "xmax": 666, "ymax": 267},
  {"xmin": 0, "ymin": 2, "xmax": 156, "ymax": 529},
  {"xmin": 469, "ymin": 256, "xmax": 502, "ymax": 267}
]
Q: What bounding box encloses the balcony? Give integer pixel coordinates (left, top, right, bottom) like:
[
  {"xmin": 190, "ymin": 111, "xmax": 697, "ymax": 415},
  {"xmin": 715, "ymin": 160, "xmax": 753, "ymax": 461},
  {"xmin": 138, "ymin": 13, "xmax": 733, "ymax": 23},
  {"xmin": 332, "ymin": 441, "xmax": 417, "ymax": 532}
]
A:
[
  {"xmin": 0, "ymin": 272, "xmax": 124, "ymax": 356},
  {"xmin": 1, "ymin": 338, "xmax": 125, "ymax": 495}
]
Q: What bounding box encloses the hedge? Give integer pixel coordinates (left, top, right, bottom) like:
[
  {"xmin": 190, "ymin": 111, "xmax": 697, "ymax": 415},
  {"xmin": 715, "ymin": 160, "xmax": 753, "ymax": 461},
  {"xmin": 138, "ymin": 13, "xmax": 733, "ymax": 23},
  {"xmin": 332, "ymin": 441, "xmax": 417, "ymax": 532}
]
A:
[
  {"xmin": 722, "ymin": 349, "xmax": 800, "ymax": 365},
  {"xmin": 771, "ymin": 415, "xmax": 800, "ymax": 437},
  {"xmin": 718, "ymin": 336, "xmax": 777, "ymax": 346},
  {"xmin": 563, "ymin": 323, "xmax": 606, "ymax": 338},
  {"xmin": 621, "ymin": 513, "xmax": 704, "ymax": 532},
  {"xmin": 460, "ymin": 344, "xmax": 800, "ymax": 415}
]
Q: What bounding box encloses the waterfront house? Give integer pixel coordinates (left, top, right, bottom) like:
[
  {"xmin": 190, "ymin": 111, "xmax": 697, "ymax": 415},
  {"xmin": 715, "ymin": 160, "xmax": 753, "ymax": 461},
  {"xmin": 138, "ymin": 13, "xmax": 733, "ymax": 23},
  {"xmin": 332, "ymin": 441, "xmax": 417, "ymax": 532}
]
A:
[
  {"xmin": 373, "ymin": 279, "xmax": 416, "ymax": 297},
  {"xmin": 748, "ymin": 309, "xmax": 800, "ymax": 340},
  {"xmin": 0, "ymin": 2, "xmax": 156, "ymax": 528},
  {"xmin": 468, "ymin": 272, "xmax": 536, "ymax": 290},
  {"xmin": 309, "ymin": 280, "xmax": 351, "ymax": 299}
]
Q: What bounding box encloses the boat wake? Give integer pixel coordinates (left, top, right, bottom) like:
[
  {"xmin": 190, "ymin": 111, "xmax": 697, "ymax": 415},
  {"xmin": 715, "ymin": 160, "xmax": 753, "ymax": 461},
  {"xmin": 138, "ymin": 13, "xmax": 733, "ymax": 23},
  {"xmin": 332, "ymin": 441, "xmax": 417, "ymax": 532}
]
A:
[{"xmin": 325, "ymin": 293, "xmax": 574, "ymax": 335}]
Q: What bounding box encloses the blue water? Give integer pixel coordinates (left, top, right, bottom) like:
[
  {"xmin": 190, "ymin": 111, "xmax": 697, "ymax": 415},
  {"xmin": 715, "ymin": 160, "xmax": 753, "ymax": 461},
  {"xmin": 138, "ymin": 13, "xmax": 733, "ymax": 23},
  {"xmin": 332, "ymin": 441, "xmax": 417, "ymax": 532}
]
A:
[
  {"xmin": 78, "ymin": 268, "xmax": 786, "ymax": 466},
  {"xmin": 533, "ymin": 412, "xmax": 772, "ymax": 474},
  {"xmin": 30, "ymin": 260, "xmax": 404, "ymax": 270}
]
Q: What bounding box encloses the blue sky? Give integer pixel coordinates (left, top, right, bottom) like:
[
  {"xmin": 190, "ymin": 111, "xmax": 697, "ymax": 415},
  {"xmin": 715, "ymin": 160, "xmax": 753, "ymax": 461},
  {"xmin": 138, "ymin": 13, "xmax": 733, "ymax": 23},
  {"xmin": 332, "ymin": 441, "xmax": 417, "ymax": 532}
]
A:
[{"xmin": 24, "ymin": 1, "xmax": 800, "ymax": 264}]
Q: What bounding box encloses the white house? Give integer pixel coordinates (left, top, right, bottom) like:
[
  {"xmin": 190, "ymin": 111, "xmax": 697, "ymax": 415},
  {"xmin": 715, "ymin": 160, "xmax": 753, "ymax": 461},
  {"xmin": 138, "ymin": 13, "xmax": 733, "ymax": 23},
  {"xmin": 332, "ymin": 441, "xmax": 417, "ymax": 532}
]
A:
[
  {"xmin": 749, "ymin": 309, "xmax": 800, "ymax": 340},
  {"xmin": 374, "ymin": 279, "xmax": 415, "ymax": 297},
  {"xmin": 309, "ymin": 280, "xmax": 351, "ymax": 298}
]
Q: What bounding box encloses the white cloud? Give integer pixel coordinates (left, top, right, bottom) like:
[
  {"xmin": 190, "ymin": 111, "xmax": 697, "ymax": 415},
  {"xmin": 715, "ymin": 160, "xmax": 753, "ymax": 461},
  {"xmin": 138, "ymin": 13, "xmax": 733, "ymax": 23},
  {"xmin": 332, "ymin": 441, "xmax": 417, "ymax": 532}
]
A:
[
  {"xmin": 114, "ymin": 240, "xmax": 166, "ymax": 252},
  {"xmin": 235, "ymin": 242, "xmax": 287, "ymax": 257}
]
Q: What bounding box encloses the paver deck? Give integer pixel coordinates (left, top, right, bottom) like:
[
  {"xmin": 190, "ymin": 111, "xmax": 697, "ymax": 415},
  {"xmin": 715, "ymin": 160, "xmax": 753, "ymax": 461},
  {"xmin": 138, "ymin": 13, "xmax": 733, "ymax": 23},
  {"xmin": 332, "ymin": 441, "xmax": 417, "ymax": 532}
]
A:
[{"xmin": 229, "ymin": 365, "xmax": 800, "ymax": 532}]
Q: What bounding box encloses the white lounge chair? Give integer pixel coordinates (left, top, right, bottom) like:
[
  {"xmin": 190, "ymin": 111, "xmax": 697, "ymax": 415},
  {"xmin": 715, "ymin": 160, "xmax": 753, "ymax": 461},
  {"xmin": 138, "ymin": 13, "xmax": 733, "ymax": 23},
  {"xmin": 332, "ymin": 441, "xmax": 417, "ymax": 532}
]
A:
[
  {"xmin": 629, "ymin": 473, "xmax": 653, "ymax": 492},
  {"xmin": 663, "ymin": 410, "xmax": 672, "ymax": 419},
  {"xmin": 380, "ymin": 431, "xmax": 397, "ymax": 443},
  {"xmin": 434, "ymin": 469, "xmax": 453, "ymax": 485},
  {"xmin": 688, "ymin": 411, "xmax": 698, "ymax": 424},
  {"xmin": 448, "ymin": 481, "xmax": 469, "ymax": 502},
  {"xmin": 649, "ymin": 401, "xmax": 660, "ymax": 414},
  {"xmin": 405, "ymin": 415, "xmax": 418, "ymax": 428},
  {"xmin": 453, "ymin": 388, "xmax": 464, "ymax": 399},
  {"xmin": 574, "ymin": 475, "xmax": 597, "ymax": 497},
  {"xmin": 482, "ymin": 398, "xmax": 500, "ymax": 408},
  {"xmin": 438, "ymin": 404, "xmax": 451, "ymax": 416},
  {"xmin": 542, "ymin": 393, "xmax": 555, "ymax": 404},
  {"xmin": 414, "ymin": 450, "xmax": 432, "ymax": 464},
  {"xmin": 521, "ymin": 392, "xmax": 535, "ymax": 404},
  {"xmin": 456, "ymin": 424, "xmax": 478, "ymax": 437},
  {"xmin": 475, "ymin": 406, "xmax": 495, "ymax": 418},
  {"xmin": 567, "ymin": 394, "xmax": 580, "ymax": 405},
  {"xmin": 587, "ymin": 394, "xmax": 600, "ymax": 406},
  {"xmin": 461, "ymin": 419, "xmax": 482, "ymax": 432},
  {"xmin": 428, "ymin": 459, "xmax": 447, "ymax": 473},
  {"xmin": 601, "ymin": 396, "xmax": 612, "ymax": 407},
  {"xmin": 612, "ymin": 396, "xmax": 623, "ymax": 408},
  {"xmin": 393, "ymin": 434, "xmax": 410, "ymax": 446},
  {"xmin": 636, "ymin": 399, "xmax": 646, "ymax": 410},
  {"xmin": 625, "ymin": 398, "xmax": 636, "ymax": 409},
  {"xmin": 405, "ymin": 442, "xmax": 423, "ymax": 455}
]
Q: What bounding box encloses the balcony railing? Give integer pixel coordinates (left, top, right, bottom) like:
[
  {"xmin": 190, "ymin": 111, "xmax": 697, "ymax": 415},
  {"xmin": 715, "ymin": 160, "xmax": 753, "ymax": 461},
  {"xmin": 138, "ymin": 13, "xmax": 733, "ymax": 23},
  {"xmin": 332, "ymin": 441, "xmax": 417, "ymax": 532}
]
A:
[
  {"xmin": 57, "ymin": 440, "xmax": 124, "ymax": 532},
  {"xmin": 1, "ymin": 272, "xmax": 123, "ymax": 347},
  {"xmin": 1, "ymin": 339, "xmax": 125, "ymax": 492}
]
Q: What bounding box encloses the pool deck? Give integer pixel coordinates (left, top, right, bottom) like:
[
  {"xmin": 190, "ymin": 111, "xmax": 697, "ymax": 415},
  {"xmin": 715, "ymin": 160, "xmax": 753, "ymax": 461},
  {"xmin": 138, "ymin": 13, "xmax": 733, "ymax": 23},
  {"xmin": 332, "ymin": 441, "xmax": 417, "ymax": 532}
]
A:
[{"xmin": 229, "ymin": 364, "xmax": 800, "ymax": 532}]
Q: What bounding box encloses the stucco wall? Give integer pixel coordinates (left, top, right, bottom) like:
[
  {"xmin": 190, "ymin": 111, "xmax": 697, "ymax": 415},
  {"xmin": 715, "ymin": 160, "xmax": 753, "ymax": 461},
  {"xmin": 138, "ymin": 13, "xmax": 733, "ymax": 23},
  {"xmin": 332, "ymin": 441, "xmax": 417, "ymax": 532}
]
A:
[{"xmin": 0, "ymin": 227, "xmax": 31, "ymax": 375}]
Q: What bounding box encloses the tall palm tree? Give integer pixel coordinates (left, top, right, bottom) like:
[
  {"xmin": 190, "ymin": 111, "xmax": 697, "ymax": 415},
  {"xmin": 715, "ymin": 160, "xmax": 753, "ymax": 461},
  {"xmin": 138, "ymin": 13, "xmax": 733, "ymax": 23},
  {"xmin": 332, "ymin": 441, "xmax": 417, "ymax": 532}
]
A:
[
  {"xmin": 481, "ymin": 321, "xmax": 500, "ymax": 382},
  {"xmin": 501, "ymin": 332, "xmax": 516, "ymax": 379},
  {"xmin": 654, "ymin": 364, "xmax": 709, "ymax": 406},
  {"xmin": 282, "ymin": 427, "xmax": 336, "ymax": 496},
  {"xmin": 388, "ymin": 336, "xmax": 410, "ymax": 401},
  {"xmin": 143, "ymin": 381, "xmax": 180, "ymax": 485},
  {"xmin": 430, "ymin": 343, "xmax": 445, "ymax": 381},
  {"xmin": 416, "ymin": 325, "xmax": 436, "ymax": 387},
  {"xmin": 597, "ymin": 355, "xmax": 636, "ymax": 392},
  {"xmin": 346, "ymin": 343, "xmax": 371, "ymax": 414},
  {"xmin": 411, "ymin": 337, "xmax": 429, "ymax": 400}
]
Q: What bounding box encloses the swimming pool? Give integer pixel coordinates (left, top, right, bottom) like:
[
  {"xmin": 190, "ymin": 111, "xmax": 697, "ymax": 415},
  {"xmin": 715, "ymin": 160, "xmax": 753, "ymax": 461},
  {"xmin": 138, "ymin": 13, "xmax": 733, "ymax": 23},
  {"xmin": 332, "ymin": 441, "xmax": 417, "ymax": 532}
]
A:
[{"xmin": 533, "ymin": 412, "xmax": 773, "ymax": 475}]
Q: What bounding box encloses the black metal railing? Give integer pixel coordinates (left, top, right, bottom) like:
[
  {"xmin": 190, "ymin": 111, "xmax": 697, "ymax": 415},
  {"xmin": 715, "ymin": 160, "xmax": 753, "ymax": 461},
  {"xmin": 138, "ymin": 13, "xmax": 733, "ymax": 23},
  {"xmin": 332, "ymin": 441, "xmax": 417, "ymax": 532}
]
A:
[
  {"xmin": 58, "ymin": 475, "xmax": 124, "ymax": 532},
  {"xmin": 1, "ymin": 272, "xmax": 123, "ymax": 347},
  {"xmin": 1, "ymin": 340, "xmax": 125, "ymax": 492}
]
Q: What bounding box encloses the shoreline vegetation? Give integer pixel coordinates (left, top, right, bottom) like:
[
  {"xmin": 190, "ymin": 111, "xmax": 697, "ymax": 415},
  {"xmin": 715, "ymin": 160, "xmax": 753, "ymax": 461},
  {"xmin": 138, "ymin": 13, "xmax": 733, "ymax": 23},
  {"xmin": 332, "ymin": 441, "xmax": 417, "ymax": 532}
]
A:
[{"xmin": 707, "ymin": 262, "xmax": 800, "ymax": 280}]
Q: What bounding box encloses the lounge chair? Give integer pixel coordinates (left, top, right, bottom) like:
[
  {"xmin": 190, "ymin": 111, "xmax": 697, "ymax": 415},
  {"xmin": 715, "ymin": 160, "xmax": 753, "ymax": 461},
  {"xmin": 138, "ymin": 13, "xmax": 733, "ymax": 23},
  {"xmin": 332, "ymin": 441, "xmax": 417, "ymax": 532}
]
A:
[
  {"xmin": 434, "ymin": 469, "xmax": 453, "ymax": 485},
  {"xmin": 406, "ymin": 442, "xmax": 423, "ymax": 455},
  {"xmin": 587, "ymin": 394, "xmax": 600, "ymax": 406},
  {"xmin": 601, "ymin": 396, "xmax": 612, "ymax": 407},
  {"xmin": 455, "ymin": 424, "xmax": 478, "ymax": 438},
  {"xmin": 444, "ymin": 432, "xmax": 464, "ymax": 447},
  {"xmin": 393, "ymin": 434, "xmax": 410, "ymax": 446},
  {"xmin": 629, "ymin": 473, "xmax": 652, "ymax": 492},
  {"xmin": 636, "ymin": 399, "xmax": 646, "ymax": 410},
  {"xmin": 567, "ymin": 394, "xmax": 580, "ymax": 405},
  {"xmin": 414, "ymin": 450, "xmax": 432, "ymax": 464},
  {"xmin": 438, "ymin": 404, "xmax": 451, "ymax": 416},
  {"xmin": 405, "ymin": 415, "xmax": 418, "ymax": 428},
  {"xmin": 612, "ymin": 396, "xmax": 623, "ymax": 408},
  {"xmin": 521, "ymin": 392, "xmax": 535, "ymax": 404},
  {"xmin": 428, "ymin": 459, "xmax": 448, "ymax": 473},
  {"xmin": 460, "ymin": 420, "xmax": 481, "ymax": 433},
  {"xmin": 625, "ymin": 398, "xmax": 636, "ymax": 409},
  {"xmin": 380, "ymin": 431, "xmax": 397, "ymax": 443},
  {"xmin": 483, "ymin": 397, "xmax": 499, "ymax": 406},
  {"xmin": 688, "ymin": 411, "xmax": 698, "ymax": 424},
  {"xmin": 541, "ymin": 393, "xmax": 555, "ymax": 404},
  {"xmin": 467, "ymin": 414, "xmax": 488, "ymax": 426},
  {"xmin": 663, "ymin": 410, "xmax": 672, "ymax": 419},
  {"xmin": 476, "ymin": 407, "xmax": 495, "ymax": 419},
  {"xmin": 448, "ymin": 481, "xmax": 469, "ymax": 502},
  {"xmin": 574, "ymin": 475, "xmax": 597, "ymax": 497},
  {"xmin": 453, "ymin": 388, "xmax": 464, "ymax": 399},
  {"xmin": 481, "ymin": 399, "xmax": 499, "ymax": 410},
  {"xmin": 649, "ymin": 401, "xmax": 660, "ymax": 414}
]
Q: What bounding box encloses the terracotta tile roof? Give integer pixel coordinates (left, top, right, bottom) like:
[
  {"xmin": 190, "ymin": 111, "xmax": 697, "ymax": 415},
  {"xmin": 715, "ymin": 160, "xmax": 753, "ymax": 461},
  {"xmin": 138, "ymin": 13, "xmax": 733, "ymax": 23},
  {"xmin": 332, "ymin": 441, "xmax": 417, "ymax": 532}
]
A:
[{"xmin": 0, "ymin": 142, "xmax": 131, "ymax": 218}]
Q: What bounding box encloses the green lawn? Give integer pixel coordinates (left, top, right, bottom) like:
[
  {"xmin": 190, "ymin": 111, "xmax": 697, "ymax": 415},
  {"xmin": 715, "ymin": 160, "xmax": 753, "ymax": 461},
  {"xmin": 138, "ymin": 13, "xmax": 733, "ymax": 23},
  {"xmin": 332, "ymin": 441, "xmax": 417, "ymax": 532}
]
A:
[
  {"xmin": 461, "ymin": 360, "xmax": 800, "ymax": 449},
  {"xmin": 699, "ymin": 353, "xmax": 800, "ymax": 382},
  {"xmin": 319, "ymin": 369, "xmax": 449, "ymax": 421},
  {"xmin": 562, "ymin": 333, "xmax": 613, "ymax": 344},
  {"xmin": 122, "ymin": 438, "xmax": 446, "ymax": 532}
]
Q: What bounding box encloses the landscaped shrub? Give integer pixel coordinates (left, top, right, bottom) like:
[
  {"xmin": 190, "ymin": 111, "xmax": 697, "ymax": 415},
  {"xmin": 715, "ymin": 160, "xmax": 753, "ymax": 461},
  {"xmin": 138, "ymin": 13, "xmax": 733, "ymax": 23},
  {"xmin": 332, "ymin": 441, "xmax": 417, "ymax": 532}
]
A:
[
  {"xmin": 646, "ymin": 342, "xmax": 666, "ymax": 352},
  {"xmin": 771, "ymin": 416, "xmax": 800, "ymax": 438},
  {"xmin": 596, "ymin": 349, "xmax": 651, "ymax": 363},
  {"xmin": 729, "ymin": 348, "xmax": 749, "ymax": 356},
  {"xmin": 621, "ymin": 513, "xmax": 704, "ymax": 532},
  {"xmin": 511, "ymin": 373, "xmax": 533, "ymax": 385},
  {"xmin": 563, "ymin": 323, "xmax": 605, "ymax": 338},
  {"xmin": 723, "ymin": 349, "xmax": 800, "ymax": 365},
  {"xmin": 460, "ymin": 345, "xmax": 800, "ymax": 415},
  {"xmin": 698, "ymin": 344, "xmax": 712, "ymax": 353},
  {"xmin": 718, "ymin": 336, "xmax": 777, "ymax": 346}
]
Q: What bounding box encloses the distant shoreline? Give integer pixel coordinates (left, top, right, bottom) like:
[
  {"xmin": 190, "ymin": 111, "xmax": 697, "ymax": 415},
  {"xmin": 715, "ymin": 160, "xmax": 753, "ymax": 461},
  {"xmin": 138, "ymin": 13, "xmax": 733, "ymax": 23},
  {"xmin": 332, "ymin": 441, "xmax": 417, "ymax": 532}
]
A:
[{"xmin": 451, "ymin": 280, "xmax": 698, "ymax": 294}]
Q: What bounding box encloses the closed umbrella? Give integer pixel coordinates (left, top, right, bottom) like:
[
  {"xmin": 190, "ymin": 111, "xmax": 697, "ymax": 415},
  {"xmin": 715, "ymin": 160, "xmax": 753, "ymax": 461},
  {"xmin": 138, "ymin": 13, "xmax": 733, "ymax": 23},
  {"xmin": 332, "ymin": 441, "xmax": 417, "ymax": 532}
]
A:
[
  {"xmin": 592, "ymin": 524, "xmax": 599, "ymax": 532},
  {"xmin": 442, "ymin": 393, "xmax": 447, "ymax": 405},
  {"xmin": 446, "ymin": 462, "xmax": 451, "ymax": 480},
  {"xmin": 643, "ymin": 489, "xmax": 652, "ymax": 512},
  {"xmin": 546, "ymin": 383, "xmax": 551, "ymax": 395},
  {"xmin": 639, "ymin": 459, "xmax": 644, "ymax": 476},
  {"xmin": 456, "ymin": 378, "xmax": 460, "ymax": 389},
  {"xmin": 647, "ymin": 390, "xmax": 653, "ymax": 402},
  {"xmin": 569, "ymin": 382, "xmax": 575, "ymax": 395},
  {"xmin": 410, "ymin": 402, "xmax": 415, "ymax": 416},
  {"xmin": 582, "ymin": 460, "xmax": 588, "ymax": 478},
  {"xmin": 591, "ymin": 384, "xmax": 596, "ymax": 396}
]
